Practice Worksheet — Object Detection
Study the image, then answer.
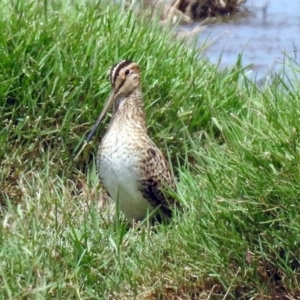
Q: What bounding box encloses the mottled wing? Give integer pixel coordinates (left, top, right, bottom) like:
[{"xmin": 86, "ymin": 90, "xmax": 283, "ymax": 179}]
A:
[{"xmin": 138, "ymin": 141, "xmax": 177, "ymax": 217}]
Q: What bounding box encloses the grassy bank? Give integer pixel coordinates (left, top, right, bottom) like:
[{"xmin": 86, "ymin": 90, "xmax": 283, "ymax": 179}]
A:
[{"xmin": 1, "ymin": 0, "xmax": 300, "ymax": 298}]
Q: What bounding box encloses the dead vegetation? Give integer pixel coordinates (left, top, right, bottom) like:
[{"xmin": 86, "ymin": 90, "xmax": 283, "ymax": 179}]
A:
[
  {"xmin": 130, "ymin": 0, "xmax": 249, "ymax": 24},
  {"xmin": 172, "ymin": 0, "xmax": 248, "ymax": 20}
]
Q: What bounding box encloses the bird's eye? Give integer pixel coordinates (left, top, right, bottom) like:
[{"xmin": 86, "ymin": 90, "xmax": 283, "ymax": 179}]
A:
[{"xmin": 125, "ymin": 69, "xmax": 131, "ymax": 76}]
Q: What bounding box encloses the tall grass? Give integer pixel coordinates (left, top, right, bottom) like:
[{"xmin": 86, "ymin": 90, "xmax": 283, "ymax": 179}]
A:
[{"xmin": 1, "ymin": 0, "xmax": 300, "ymax": 298}]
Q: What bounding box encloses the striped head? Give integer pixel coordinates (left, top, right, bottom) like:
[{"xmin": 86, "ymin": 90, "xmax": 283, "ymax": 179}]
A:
[
  {"xmin": 86, "ymin": 60, "xmax": 141, "ymax": 142},
  {"xmin": 109, "ymin": 60, "xmax": 141, "ymax": 97}
]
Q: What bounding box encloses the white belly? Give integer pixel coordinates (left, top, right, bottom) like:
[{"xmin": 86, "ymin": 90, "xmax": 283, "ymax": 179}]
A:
[{"xmin": 98, "ymin": 145, "xmax": 155, "ymax": 223}]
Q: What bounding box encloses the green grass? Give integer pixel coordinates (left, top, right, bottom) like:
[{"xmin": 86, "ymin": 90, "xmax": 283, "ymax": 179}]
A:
[{"xmin": 1, "ymin": 0, "xmax": 300, "ymax": 298}]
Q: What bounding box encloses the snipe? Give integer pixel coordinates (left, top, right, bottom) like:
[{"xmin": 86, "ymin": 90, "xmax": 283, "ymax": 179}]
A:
[{"xmin": 87, "ymin": 60, "xmax": 178, "ymax": 224}]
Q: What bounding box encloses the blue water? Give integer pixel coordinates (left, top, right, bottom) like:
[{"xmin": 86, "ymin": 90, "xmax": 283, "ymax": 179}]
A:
[{"xmin": 197, "ymin": 0, "xmax": 300, "ymax": 81}]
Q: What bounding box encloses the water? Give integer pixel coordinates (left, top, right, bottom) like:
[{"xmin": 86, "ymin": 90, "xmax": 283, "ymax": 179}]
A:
[{"xmin": 196, "ymin": 0, "xmax": 300, "ymax": 81}]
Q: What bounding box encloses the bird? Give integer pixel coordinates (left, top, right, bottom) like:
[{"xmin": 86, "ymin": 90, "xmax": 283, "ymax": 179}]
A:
[{"xmin": 86, "ymin": 60, "xmax": 179, "ymax": 224}]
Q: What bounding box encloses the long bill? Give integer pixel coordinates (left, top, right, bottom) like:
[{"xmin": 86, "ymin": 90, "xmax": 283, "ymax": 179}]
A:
[{"xmin": 86, "ymin": 90, "xmax": 115, "ymax": 142}]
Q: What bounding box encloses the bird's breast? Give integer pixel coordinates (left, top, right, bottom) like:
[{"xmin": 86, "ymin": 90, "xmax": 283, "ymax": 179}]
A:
[{"xmin": 97, "ymin": 128, "xmax": 154, "ymax": 222}]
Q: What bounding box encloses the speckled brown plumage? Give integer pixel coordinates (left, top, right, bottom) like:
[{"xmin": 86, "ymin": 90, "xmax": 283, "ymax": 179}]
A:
[
  {"xmin": 137, "ymin": 140, "xmax": 175, "ymax": 217},
  {"xmin": 87, "ymin": 60, "xmax": 179, "ymax": 224}
]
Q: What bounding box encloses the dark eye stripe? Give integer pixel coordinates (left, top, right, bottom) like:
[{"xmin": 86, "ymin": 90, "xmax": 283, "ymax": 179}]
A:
[{"xmin": 110, "ymin": 60, "xmax": 133, "ymax": 85}]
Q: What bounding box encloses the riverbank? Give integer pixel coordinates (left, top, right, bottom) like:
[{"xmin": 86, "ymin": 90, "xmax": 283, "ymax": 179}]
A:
[{"xmin": 1, "ymin": 1, "xmax": 300, "ymax": 298}]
